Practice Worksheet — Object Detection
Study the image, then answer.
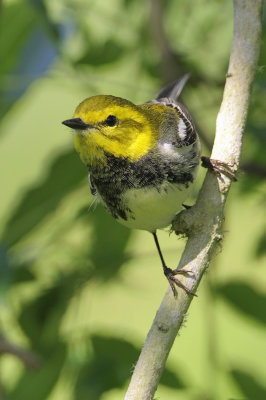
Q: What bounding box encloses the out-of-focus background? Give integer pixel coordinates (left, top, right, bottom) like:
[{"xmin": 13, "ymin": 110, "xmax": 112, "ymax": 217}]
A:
[{"xmin": 0, "ymin": 1, "xmax": 266, "ymax": 399}]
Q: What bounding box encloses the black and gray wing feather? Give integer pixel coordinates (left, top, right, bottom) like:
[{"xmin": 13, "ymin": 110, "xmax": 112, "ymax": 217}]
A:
[
  {"xmin": 89, "ymin": 174, "xmax": 97, "ymax": 196},
  {"xmin": 147, "ymin": 75, "xmax": 197, "ymax": 147}
]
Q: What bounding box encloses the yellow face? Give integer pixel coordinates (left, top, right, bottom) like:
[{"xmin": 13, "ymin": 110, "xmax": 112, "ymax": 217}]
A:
[{"xmin": 71, "ymin": 95, "xmax": 163, "ymax": 167}]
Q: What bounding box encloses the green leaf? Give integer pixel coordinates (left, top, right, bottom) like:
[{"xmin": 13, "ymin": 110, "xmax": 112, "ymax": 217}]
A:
[
  {"xmin": 161, "ymin": 368, "xmax": 186, "ymax": 390},
  {"xmin": 74, "ymin": 335, "xmax": 186, "ymax": 400},
  {"xmin": 217, "ymin": 282, "xmax": 266, "ymax": 325},
  {"xmin": 85, "ymin": 205, "xmax": 132, "ymax": 281},
  {"xmin": 231, "ymin": 369, "xmax": 266, "ymax": 400},
  {"xmin": 255, "ymin": 230, "xmax": 266, "ymax": 258},
  {"xmin": 11, "ymin": 265, "xmax": 36, "ymax": 285},
  {"xmin": 27, "ymin": 0, "xmax": 61, "ymax": 42},
  {"xmin": 8, "ymin": 341, "xmax": 67, "ymax": 400},
  {"xmin": 0, "ymin": 245, "xmax": 11, "ymax": 294},
  {"xmin": 0, "ymin": 1, "xmax": 58, "ymax": 120},
  {"xmin": 0, "ymin": 2, "xmax": 33, "ymax": 77},
  {"xmin": 1, "ymin": 150, "xmax": 85, "ymax": 247},
  {"xmin": 18, "ymin": 273, "xmax": 78, "ymax": 351},
  {"xmin": 76, "ymin": 40, "xmax": 125, "ymax": 66}
]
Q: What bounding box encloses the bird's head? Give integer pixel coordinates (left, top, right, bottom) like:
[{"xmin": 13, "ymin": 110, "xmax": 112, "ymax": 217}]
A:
[{"xmin": 62, "ymin": 95, "xmax": 165, "ymax": 168}]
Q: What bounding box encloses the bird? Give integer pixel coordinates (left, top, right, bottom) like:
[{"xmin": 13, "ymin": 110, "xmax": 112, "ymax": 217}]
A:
[{"xmin": 62, "ymin": 75, "xmax": 235, "ymax": 297}]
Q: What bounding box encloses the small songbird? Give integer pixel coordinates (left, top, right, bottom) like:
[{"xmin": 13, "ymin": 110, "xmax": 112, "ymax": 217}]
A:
[{"xmin": 62, "ymin": 76, "xmax": 234, "ymax": 296}]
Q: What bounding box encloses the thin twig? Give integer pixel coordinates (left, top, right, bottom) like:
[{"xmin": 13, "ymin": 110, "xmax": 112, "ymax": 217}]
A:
[
  {"xmin": 0, "ymin": 334, "xmax": 40, "ymax": 370},
  {"xmin": 149, "ymin": 0, "xmax": 226, "ymax": 87},
  {"xmin": 125, "ymin": 1, "xmax": 263, "ymax": 399},
  {"xmin": 149, "ymin": 0, "xmax": 183, "ymax": 81}
]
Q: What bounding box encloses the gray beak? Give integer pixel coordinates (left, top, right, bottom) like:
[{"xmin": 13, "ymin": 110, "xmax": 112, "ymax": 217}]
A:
[{"xmin": 62, "ymin": 118, "xmax": 92, "ymax": 130}]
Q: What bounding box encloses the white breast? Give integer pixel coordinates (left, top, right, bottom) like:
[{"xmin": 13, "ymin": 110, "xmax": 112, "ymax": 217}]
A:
[{"xmin": 117, "ymin": 181, "xmax": 192, "ymax": 232}]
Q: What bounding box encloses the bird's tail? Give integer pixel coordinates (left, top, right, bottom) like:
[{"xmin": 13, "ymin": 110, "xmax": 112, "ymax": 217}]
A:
[{"xmin": 155, "ymin": 74, "xmax": 190, "ymax": 101}]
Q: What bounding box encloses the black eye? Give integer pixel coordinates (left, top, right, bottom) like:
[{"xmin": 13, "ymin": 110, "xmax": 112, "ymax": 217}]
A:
[{"xmin": 105, "ymin": 115, "xmax": 118, "ymax": 127}]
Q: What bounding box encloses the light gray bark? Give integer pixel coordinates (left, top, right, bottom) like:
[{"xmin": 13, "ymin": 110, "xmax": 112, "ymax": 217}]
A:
[{"xmin": 125, "ymin": 1, "xmax": 263, "ymax": 399}]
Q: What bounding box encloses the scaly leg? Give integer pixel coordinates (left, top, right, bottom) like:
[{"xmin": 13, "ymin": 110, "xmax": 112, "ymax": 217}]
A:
[
  {"xmin": 201, "ymin": 156, "xmax": 237, "ymax": 181},
  {"xmin": 152, "ymin": 232, "xmax": 197, "ymax": 297}
]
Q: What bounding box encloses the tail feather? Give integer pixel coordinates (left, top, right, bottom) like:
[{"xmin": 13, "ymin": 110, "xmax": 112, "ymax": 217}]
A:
[{"xmin": 155, "ymin": 74, "xmax": 190, "ymax": 101}]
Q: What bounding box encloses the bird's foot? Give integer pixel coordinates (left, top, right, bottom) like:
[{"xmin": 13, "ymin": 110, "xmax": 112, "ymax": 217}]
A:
[
  {"xmin": 201, "ymin": 156, "xmax": 237, "ymax": 181},
  {"xmin": 163, "ymin": 266, "xmax": 197, "ymax": 297}
]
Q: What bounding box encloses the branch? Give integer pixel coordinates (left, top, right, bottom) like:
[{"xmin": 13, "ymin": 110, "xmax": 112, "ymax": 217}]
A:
[
  {"xmin": 150, "ymin": 0, "xmax": 266, "ymax": 180},
  {"xmin": 0, "ymin": 334, "xmax": 40, "ymax": 370},
  {"xmin": 149, "ymin": 0, "xmax": 183, "ymax": 81},
  {"xmin": 149, "ymin": 0, "xmax": 226, "ymax": 86},
  {"xmin": 125, "ymin": 1, "xmax": 263, "ymax": 399},
  {"xmin": 196, "ymin": 124, "xmax": 266, "ymax": 178}
]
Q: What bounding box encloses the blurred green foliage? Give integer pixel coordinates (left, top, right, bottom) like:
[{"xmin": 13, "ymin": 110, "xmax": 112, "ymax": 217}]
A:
[{"xmin": 0, "ymin": 0, "xmax": 265, "ymax": 399}]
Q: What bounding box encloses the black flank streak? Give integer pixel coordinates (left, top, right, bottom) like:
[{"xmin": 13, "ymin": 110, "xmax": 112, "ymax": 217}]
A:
[
  {"xmin": 89, "ymin": 148, "xmax": 197, "ymax": 220},
  {"xmin": 88, "ymin": 97, "xmax": 200, "ymax": 221}
]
